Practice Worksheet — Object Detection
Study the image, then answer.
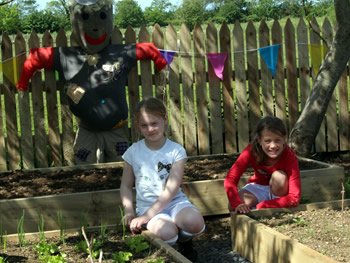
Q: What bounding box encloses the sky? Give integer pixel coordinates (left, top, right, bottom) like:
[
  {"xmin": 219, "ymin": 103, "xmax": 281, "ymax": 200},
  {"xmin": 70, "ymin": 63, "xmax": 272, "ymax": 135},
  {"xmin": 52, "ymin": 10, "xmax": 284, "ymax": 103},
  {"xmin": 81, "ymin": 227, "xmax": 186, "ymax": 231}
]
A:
[{"xmin": 36, "ymin": 0, "xmax": 154, "ymax": 11}]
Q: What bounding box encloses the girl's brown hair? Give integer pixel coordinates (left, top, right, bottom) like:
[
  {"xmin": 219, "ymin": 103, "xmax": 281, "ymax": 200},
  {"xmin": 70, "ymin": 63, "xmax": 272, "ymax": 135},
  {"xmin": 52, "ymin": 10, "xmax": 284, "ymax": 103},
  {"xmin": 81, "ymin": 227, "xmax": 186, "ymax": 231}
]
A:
[
  {"xmin": 251, "ymin": 116, "xmax": 287, "ymax": 164},
  {"xmin": 133, "ymin": 97, "xmax": 167, "ymax": 139}
]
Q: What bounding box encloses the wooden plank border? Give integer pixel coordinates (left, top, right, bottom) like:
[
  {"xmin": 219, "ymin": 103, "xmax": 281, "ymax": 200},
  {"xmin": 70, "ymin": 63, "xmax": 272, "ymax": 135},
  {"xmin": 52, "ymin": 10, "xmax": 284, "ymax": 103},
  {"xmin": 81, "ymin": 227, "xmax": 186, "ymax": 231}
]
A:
[{"xmin": 230, "ymin": 200, "xmax": 350, "ymax": 263}]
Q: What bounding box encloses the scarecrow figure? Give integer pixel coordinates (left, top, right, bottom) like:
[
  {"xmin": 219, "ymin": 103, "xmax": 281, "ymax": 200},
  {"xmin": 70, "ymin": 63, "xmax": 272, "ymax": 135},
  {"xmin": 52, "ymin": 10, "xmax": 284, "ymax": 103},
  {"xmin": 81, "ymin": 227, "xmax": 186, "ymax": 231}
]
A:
[{"xmin": 17, "ymin": 0, "xmax": 167, "ymax": 164}]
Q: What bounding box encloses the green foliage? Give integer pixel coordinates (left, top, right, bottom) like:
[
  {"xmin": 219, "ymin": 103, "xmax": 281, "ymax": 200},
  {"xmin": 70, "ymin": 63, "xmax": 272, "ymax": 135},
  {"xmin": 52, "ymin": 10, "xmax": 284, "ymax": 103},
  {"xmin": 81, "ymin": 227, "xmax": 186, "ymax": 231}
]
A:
[
  {"xmin": 125, "ymin": 236, "xmax": 149, "ymax": 253},
  {"xmin": 112, "ymin": 251, "xmax": 133, "ymax": 263},
  {"xmin": 292, "ymin": 217, "xmax": 306, "ymax": 225},
  {"xmin": 114, "ymin": 0, "xmax": 145, "ymax": 28},
  {"xmin": 177, "ymin": 0, "xmax": 207, "ymax": 30},
  {"xmin": 21, "ymin": 10, "xmax": 70, "ymax": 34},
  {"xmin": 0, "ymin": 4, "xmax": 21, "ymax": 34},
  {"xmin": 17, "ymin": 211, "xmax": 26, "ymax": 247},
  {"xmin": 144, "ymin": 0, "xmax": 175, "ymax": 27},
  {"xmin": 211, "ymin": 0, "xmax": 251, "ymax": 24},
  {"xmin": 345, "ymin": 177, "xmax": 350, "ymax": 199},
  {"xmin": 147, "ymin": 258, "xmax": 165, "ymax": 263},
  {"xmin": 0, "ymin": 256, "xmax": 7, "ymax": 263},
  {"xmin": 74, "ymin": 238, "xmax": 103, "ymax": 259},
  {"xmin": 33, "ymin": 241, "xmax": 67, "ymax": 263},
  {"xmin": 56, "ymin": 211, "xmax": 65, "ymax": 244}
]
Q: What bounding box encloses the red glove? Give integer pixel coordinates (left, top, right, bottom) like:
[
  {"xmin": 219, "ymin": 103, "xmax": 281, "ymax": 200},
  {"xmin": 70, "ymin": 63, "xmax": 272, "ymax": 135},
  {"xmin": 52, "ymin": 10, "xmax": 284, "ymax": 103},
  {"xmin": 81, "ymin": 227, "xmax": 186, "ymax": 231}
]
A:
[
  {"xmin": 17, "ymin": 47, "xmax": 55, "ymax": 91},
  {"xmin": 136, "ymin": 43, "xmax": 167, "ymax": 70}
]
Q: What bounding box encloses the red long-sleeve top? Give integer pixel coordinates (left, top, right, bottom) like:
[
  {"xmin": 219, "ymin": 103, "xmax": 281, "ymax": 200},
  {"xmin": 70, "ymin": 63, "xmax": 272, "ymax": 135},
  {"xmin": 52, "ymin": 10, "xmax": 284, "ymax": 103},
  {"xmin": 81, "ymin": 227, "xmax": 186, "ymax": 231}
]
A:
[{"xmin": 224, "ymin": 144, "xmax": 301, "ymax": 210}]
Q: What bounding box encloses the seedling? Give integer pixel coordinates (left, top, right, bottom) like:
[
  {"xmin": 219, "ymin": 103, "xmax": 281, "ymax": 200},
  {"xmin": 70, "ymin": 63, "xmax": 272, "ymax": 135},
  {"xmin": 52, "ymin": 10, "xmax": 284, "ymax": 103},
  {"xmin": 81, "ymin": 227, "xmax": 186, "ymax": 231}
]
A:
[
  {"xmin": 57, "ymin": 211, "xmax": 65, "ymax": 244},
  {"xmin": 0, "ymin": 256, "xmax": 7, "ymax": 263},
  {"xmin": 147, "ymin": 258, "xmax": 165, "ymax": 263},
  {"xmin": 112, "ymin": 251, "xmax": 133, "ymax": 263},
  {"xmin": 125, "ymin": 236, "xmax": 149, "ymax": 253},
  {"xmin": 119, "ymin": 206, "xmax": 127, "ymax": 240},
  {"xmin": 100, "ymin": 219, "xmax": 107, "ymax": 243},
  {"xmin": 2, "ymin": 231, "xmax": 7, "ymax": 253},
  {"xmin": 33, "ymin": 241, "xmax": 67, "ymax": 263},
  {"xmin": 292, "ymin": 217, "xmax": 305, "ymax": 225},
  {"xmin": 17, "ymin": 210, "xmax": 26, "ymax": 247},
  {"xmin": 37, "ymin": 213, "xmax": 45, "ymax": 242}
]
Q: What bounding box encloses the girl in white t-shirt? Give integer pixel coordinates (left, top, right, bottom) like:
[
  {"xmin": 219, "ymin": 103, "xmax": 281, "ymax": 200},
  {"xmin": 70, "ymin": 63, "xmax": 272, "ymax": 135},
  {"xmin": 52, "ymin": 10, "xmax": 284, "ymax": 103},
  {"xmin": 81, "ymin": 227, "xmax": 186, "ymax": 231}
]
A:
[{"xmin": 120, "ymin": 97, "xmax": 205, "ymax": 261}]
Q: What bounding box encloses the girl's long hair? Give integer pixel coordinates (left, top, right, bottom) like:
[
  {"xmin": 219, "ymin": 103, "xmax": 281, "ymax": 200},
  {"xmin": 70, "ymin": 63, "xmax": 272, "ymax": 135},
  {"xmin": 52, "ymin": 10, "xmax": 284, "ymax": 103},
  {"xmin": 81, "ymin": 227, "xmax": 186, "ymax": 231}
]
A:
[
  {"xmin": 133, "ymin": 97, "xmax": 168, "ymax": 140},
  {"xmin": 251, "ymin": 116, "xmax": 287, "ymax": 164}
]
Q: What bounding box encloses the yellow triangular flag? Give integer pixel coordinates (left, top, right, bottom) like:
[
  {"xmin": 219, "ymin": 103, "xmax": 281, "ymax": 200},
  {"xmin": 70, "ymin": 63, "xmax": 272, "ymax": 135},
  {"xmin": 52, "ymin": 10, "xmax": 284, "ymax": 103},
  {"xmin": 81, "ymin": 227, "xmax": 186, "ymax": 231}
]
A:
[
  {"xmin": 308, "ymin": 44, "xmax": 327, "ymax": 76},
  {"xmin": 0, "ymin": 55, "xmax": 23, "ymax": 86}
]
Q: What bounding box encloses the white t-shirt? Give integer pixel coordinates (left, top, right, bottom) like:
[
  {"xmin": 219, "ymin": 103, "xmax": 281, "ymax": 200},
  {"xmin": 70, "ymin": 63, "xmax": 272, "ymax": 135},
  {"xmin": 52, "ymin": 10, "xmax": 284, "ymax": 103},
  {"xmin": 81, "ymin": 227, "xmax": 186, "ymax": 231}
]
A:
[{"xmin": 122, "ymin": 138, "xmax": 187, "ymax": 211}]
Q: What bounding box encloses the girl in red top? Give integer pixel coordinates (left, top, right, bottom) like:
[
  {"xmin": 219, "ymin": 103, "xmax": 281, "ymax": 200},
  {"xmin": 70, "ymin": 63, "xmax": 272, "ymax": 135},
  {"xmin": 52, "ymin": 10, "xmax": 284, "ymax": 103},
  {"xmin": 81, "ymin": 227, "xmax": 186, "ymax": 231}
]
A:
[{"xmin": 224, "ymin": 116, "xmax": 301, "ymax": 214}]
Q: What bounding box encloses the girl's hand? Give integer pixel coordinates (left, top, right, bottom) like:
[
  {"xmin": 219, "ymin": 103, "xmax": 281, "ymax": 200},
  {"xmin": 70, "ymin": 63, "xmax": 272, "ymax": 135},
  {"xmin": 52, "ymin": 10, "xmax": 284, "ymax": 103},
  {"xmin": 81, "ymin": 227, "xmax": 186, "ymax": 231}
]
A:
[
  {"xmin": 129, "ymin": 215, "xmax": 149, "ymax": 234},
  {"xmin": 121, "ymin": 212, "xmax": 135, "ymax": 227},
  {"xmin": 235, "ymin": 204, "xmax": 251, "ymax": 214}
]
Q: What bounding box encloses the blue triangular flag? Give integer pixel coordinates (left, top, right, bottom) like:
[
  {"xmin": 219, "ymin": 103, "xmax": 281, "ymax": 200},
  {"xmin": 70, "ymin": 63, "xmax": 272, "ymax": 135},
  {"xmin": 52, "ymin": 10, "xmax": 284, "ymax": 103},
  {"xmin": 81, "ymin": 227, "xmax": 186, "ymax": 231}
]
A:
[
  {"xmin": 258, "ymin": 44, "xmax": 280, "ymax": 77},
  {"xmin": 160, "ymin": 50, "xmax": 175, "ymax": 69}
]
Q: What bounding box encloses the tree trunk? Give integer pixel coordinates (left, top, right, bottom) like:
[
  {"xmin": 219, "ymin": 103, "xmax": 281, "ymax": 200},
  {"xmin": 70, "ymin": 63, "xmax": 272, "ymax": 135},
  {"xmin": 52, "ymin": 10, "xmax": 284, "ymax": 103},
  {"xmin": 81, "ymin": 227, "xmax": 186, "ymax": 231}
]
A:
[{"xmin": 289, "ymin": 0, "xmax": 350, "ymax": 156}]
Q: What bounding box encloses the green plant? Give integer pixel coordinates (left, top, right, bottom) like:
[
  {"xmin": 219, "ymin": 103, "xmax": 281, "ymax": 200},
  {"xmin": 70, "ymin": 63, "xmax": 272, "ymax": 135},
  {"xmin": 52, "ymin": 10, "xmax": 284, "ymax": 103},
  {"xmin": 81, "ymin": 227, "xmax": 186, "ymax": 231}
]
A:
[
  {"xmin": 292, "ymin": 217, "xmax": 305, "ymax": 225},
  {"xmin": 147, "ymin": 257, "xmax": 165, "ymax": 263},
  {"xmin": 344, "ymin": 177, "xmax": 350, "ymax": 199},
  {"xmin": 100, "ymin": 220, "xmax": 107, "ymax": 243},
  {"xmin": 119, "ymin": 206, "xmax": 127, "ymax": 240},
  {"xmin": 17, "ymin": 210, "xmax": 26, "ymax": 247},
  {"xmin": 33, "ymin": 241, "xmax": 67, "ymax": 263},
  {"xmin": 79, "ymin": 209, "xmax": 89, "ymax": 237},
  {"xmin": 0, "ymin": 256, "xmax": 7, "ymax": 263},
  {"xmin": 56, "ymin": 211, "xmax": 65, "ymax": 244},
  {"xmin": 2, "ymin": 231, "xmax": 7, "ymax": 253},
  {"xmin": 125, "ymin": 236, "xmax": 149, "ymax": 253},
  {"xmin": 111, "ymin": 251, "xmax": 133, "ymax": 263},
  {"xmin": 74, "ymin": 238, "xmax": 103, "ymax": 259},
  {"xmin": 38, "ymin": 213, "xmax": 45, "ymax": 242}
]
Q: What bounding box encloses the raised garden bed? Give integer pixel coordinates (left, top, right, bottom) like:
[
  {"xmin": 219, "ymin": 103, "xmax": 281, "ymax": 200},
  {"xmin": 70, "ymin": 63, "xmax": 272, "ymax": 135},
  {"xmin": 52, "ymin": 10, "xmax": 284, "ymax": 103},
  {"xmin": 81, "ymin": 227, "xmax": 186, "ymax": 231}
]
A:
[
  {"xmin": 0, "ymin": 154, "xmax": 345, "ymax": 235},
  {"xmin": 1, "ymin": 224, "xmax": 191, "ymax": 263},
  {"xmin": 230, "ymin": 199, "xmax": 350, "ymax": 263}
]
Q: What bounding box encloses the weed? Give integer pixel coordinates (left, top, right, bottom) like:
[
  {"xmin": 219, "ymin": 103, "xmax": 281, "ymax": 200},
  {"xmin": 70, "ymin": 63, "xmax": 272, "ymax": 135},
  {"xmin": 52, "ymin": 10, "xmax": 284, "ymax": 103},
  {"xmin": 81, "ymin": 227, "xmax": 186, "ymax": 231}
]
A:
[
  {"xmin": 125, "ymin": 236, "xmax": 149, "ymax": 253},
  {"xmin": 17, "ymin": 210, "xmax": 26, "ymax": 247}
]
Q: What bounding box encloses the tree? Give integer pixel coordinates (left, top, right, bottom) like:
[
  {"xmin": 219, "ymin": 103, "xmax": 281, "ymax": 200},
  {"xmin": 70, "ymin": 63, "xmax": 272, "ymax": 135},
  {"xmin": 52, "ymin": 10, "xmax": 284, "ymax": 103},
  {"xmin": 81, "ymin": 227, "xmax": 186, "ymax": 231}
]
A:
[
  {"xmin": 0, "ymin": 3, "xmax": 20, "ymax": 34},
  {"xmin": 144, "ymin": 0, "xmax": 174, "ymax": 26},
  {"xmin": 177, "ymin": 0, "xmax": 207, "ymax": 30},
  {"xmin": 0, "ymin": 0, "xmax": 14, "ymax": 6},
  {"xmin": 114, "ymin": 0, "xmax": 145, "ymax": 28},
  {"xmin": 290, "ymin": 0, "xmax": 350, "ymax": 156},
  {"xmin": 212, "ymin": 0, "xmax": 251, "ymax": 23}
]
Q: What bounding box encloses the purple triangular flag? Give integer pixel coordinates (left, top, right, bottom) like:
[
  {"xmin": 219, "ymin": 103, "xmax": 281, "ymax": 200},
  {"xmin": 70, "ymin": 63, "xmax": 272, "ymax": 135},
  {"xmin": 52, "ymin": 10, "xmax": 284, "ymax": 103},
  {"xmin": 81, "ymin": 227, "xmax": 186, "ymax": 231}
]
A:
[
  {"xmin": 206, "ymin": 53, "xmax": 227, "ymax": 80},
  {"xmin": 160, "ymin": 50, "xmax": 175, "ymax": 69},
  {"xmin": 258, "ymin": 44, "xmax": 280, "ymax": 77}
]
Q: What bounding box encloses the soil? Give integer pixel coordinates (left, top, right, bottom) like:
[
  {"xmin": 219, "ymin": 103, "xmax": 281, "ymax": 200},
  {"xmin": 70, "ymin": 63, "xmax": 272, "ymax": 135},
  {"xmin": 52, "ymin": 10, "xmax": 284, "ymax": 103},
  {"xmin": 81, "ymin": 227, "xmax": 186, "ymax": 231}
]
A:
[
  {"xmin": 1, "ymin": 227, "xmax": 173, "ymax": 262},
  {"xmin": 0, "ymin": 151, "xmax": 349, "ymax": 263},
  {"xmin": 256, "ymin": 207, "xmax": 350, "ymax": 262}
]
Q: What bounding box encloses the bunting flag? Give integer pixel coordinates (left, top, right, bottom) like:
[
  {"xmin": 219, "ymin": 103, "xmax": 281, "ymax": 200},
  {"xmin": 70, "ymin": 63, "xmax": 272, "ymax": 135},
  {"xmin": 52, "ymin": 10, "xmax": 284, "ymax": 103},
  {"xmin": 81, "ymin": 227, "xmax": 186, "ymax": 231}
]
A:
[
  {"xmin": 159, "ymin": 50, "xmax": 176, "ymax": 69},
  {"xmin": 206, "ymin": 53, "xmax": 227, "ymax": 80},
  {"xmin": 258, "ymin": 44, "xmax": 280, "ymax": 77},
  {"xmin": 0, "ymin": 56, "xmax": 21, "ymax": 86},
  {"xmin": 308, "ymin": 44, "xmax": 327, "ymax": 76}
]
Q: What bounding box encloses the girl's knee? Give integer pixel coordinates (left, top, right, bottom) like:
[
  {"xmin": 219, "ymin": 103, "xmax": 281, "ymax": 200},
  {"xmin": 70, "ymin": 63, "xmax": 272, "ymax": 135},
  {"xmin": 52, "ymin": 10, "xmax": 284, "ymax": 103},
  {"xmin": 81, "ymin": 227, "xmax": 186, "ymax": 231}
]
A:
[
  {"xmin": 175, "ymin": 207, "xmax": 205, "ymax": 233},
  {"xmin": 148, "ymin": 219, "xmax": 178, "ymax": 241},
  {"xmin": 270, "ymin": 170, "xmax": 289, "ymax": 196}
]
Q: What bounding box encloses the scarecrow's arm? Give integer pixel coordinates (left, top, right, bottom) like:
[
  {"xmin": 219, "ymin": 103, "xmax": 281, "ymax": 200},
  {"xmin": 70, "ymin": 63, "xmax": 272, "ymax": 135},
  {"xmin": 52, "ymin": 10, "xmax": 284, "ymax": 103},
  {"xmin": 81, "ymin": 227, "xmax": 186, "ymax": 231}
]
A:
[
  {"xmin": 136, "ymin": 43, "xmax": 167, "ymax": 70},
  {"xmin": 17, "ymin": 47, "xmax": 55, "ymax": 91}
]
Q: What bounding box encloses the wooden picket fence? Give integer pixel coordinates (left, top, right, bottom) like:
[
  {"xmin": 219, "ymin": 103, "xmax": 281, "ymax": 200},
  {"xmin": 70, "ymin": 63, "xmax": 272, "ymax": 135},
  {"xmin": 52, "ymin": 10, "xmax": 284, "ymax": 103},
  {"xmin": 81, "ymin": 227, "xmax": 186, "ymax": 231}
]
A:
[{"xmin": 0, "ymin": 17, "xmax": 349, "ymax": 171}]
